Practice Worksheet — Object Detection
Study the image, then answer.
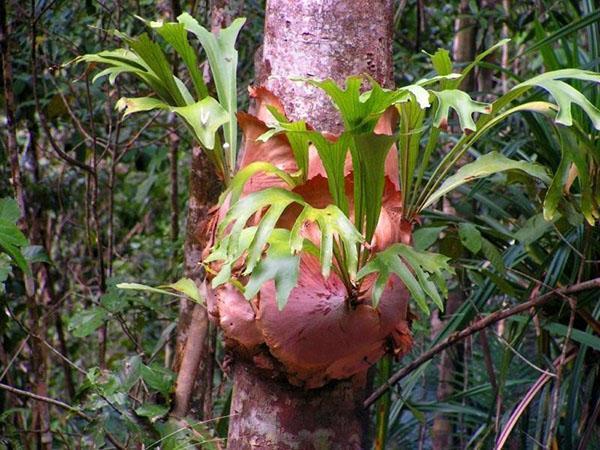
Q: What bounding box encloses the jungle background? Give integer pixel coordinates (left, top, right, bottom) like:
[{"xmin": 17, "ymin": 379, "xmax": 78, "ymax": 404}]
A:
[{"xmin": 1, "ymin": 0, "xmax": 600, "ymax": 448}]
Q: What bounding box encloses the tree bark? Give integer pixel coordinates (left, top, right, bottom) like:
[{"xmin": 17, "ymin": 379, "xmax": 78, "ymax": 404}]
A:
[
  {"xmin": 171, "ymin": 1, "xmax": 225, "ymax": 419},
  {"xmin": 1, "ymin": 1, "xmax": 52, "ymax": 447},
  {"xmin": 227, "ymin": 0, "xmax": 394, "ymax": 446},
  {"xmin": 452, "ymin": 0, "xmax": 477, "ymax": 92}
]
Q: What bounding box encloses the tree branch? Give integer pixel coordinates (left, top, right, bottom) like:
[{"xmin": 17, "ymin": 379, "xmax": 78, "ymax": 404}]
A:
[
  {"xmin": 364, "ymin": 277, "xmax": 600, "ymax": 408},
  {"xmin": 0, "ymin": 382, "xmax": 91, "ymax": 421}
]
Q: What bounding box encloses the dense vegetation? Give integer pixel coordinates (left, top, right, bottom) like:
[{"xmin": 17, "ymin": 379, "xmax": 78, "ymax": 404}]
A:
[{"xmin": 1, "ymin": 1, "xmax": 599, "ymax": 448}]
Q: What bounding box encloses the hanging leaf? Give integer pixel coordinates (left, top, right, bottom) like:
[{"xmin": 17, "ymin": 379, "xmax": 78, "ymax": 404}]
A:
[
  {"xmin": 512, "ymin": 69, "xmax": 600, "ymax": 130},
  {"xmin": 357, "ymin": 244, "xmax": 452, "ymax": 312},
  {"xmin": 0, "ymin": 198, "xmax": 29, "ymax": 274},
  {"xmin": 431, "ymin": 90, "xmax": 492, "ymax": 132},
  {"xmin": 226, "ymin": 161, "xmax": 297, "ymax": 205},
  {"xmin": 171, "ymin": 97, "xmax": 229, "ymax": 149},
  {"xmin": 350, "ymin": 132, "xmax": 396, "ymax": 240},
  {"xmin": 310, "ymin": 132, "xmax": 351, "ymax": 214},
  {"xmin": 116, "ymin": 96, "xmax": 228, "ymax": 150},
  {"xmin": 423, "ymin": 152, "xmax": 551, "ymax": 209},
  {"xmin": 124, "ymin": 33, "xmax": 187, "ymax": 106},
  {"xmin": 116, "ymin": 96, "xmax": 169, "ymax": 117},
  {"xmin": 0, "ymin": 198, "xmax": 21, "ymax": 223},
  {"xmin": 150, "ymin": 21, "xmax": 208, "ymax": 99},
  {"xmin": 244, "ymin": 229, "xmax": 300, "ymax": 310},
  {"xmin": 306, "ymin": 76, "xmax": 399, "ymax": 132},
  {"xmin": 458, "ymin": 223, "xmax": 482, "ymax": 254},
  {"xmin": 68, "ymin": 307, "xmax": 108, "ymax": 338},
  {"xmin": 214, "ymin": 186, "xmax": 363, "ymax": 288},
  {"xmin": 260, "ymin": 107, "xmax": 312, "ymax": 181},
  {"xmin": 481, "ymin": 239, "xmax": 505, "ymax": 272},
  {"xmin": 178, "ymin": 13, "xmax": 245, "ymax": 168},
  {"xmin": 413, "ymin": 226, "xmax": 447, "ymax": 251},
  {"xmin": 117, "ymin": 278, "xmax": 204, "ymax": 304},
  {"xmin": 289, "ymin": 204, "xmax": 363, "ymax": 279}
]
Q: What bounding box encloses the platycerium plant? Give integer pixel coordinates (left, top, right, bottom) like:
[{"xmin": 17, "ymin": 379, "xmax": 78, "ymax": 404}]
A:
[
  {"xmin": 79, "ymin": 16, "xmax": 600, "ymax": 390},
  {"xmin": 204, "ymin": 41, "xmax": 600, "ymax": 387}
]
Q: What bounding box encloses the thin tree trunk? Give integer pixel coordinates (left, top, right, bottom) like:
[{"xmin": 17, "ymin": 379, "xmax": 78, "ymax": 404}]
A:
[
  {"xmin": 227, "ymin": 0, "xmax": 394, "ymax": 446},
  {"xmin": 453, "ymin": 0, "xmax": 477, "ymax": 92},
  {"xmin": 173, "ymin": 0, "xmax": 239, "ymax": 419},
  {"xmin": 173, "ymin": 145, "xmax": 222, "ymax": 418},
  {"xmin": 1, "ymin": 2, "xmax": 52, "ymax": 447}
]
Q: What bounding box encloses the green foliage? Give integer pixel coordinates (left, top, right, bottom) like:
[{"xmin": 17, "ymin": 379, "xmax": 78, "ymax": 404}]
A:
[
  {"xmin": 0, "ymin": 198, "xmax": 29, "ymax": 275},
  {"xmin": 357, "ymin": 244, "xmax": 452, "ymax": 312},
  {"xmin": 78, "ymin": 13, "xmax": 246, "ymax": 182},
  {"xmin": 3, "ymin": 1, "xmax": 600, "ymax": 448}
]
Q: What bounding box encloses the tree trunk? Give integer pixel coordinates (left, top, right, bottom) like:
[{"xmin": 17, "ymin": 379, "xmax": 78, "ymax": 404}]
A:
[
  {"xmin": 226, "ymin": 0, "xmax": 394, "ymax": 447},
  {"xmin": 171, "ymin": 0, "xmax": 225, "ymax": 419}
]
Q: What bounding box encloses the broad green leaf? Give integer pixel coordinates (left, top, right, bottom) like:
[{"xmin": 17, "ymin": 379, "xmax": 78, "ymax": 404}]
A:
[
  {"xmin": 79, "ymin": 47, "xmax": 178, "ymax": 103},
  {"xmin": 227, "ymin": 161, "xmax": 296, "ymax": 205},
  {"xmin": 171, "ymin": 96, "xmax": 229, "ymax": 149},
  {"xmin": 458, "ymin": 223, "xmax": 482, "ymax": 254},
  {"xmin": 218, "ymin": 188, "xmax": 303, "ymax": 257},
  {"xmin": 161, "ymin": 278, "xmax": 201, "ymax": 303},
  {"xmin": 135, "ymin": 403, "xmax": 169, "ymax": 422},
  {"xmin": 481, "ymin": 238, "xmax": 505, "ymax": 272},
  {"xmin": 401, "ymin": 84, "xmax": 431, "ymax": 109},
  {"xmin": 395, "ymin": 245, "xmax": 451, "ymax": 310},
  {"xmin": 307, "ymin": 76, "xmax": 399, "ymax": 132},
  {"xmin": 68, "ymin": 307, "xmax": 108, "ymax": 338},
  {"xmin": 413, "ymin": 226, "xmax": 447, "ymax": 251},
  {"xmin": 350, "ymin": 132, "xmax": 396, "ymax": 240},
  {"xmin": 427, "ymin": 48, "xmax": 453, "ymax": 78},
  {"xmin": 0, "ymin": 198, "xmax": 20, "ymax": 222},
  {"xmin": 540, "ymin": 126, "xmax": 598, "ymax": 224},
  {"xmin": 514, "ymin": 213, "xmax": 554, "ymax": 245},
  {"xmin": 310, "ymin": 132, "xmax": 350, "ymax": 214},
  {"xmin": 289, "ymin": 204, "xmax": 363, "ymax": 279},
  {"xmin": 179, "ymin": 14, "xmax": 245, "ymax": 169},
  {"xmin": 358, "ymin": 245, "xmax": 425, "ymax": 311},
  {"xmin": 116, "ymin": 96, "xmax": 169, "ymax": 117},
  {"xmin": 543, "ymin": 147, "xmax": 572, "ymax": 222},
  {"xmin": 262, "ymin": 108, "xmax": 311, "ymax": 180},
  {"xmin": 423, "ymin": 152, "xmax": 551, "ymax": 209},
  {"xmin": 208, "ymin": 228, "xmax": 256, "ymax": 288},
  {"xmin": 244, "ymin": 229, "xmax": 300, "ymax": 310},
  {"xmin": 0, "ymin": 213, "xmax": 29, "ymax": 273},
  {"xmin": 150, "ymin": 21, "xmax": 208, "ymax": 99},
  {"xmin": 431, "ymin": 90, "xmax": 491, "ymax": 132},
  {"xmin": 117, "ymin": 279, "xmax": 203, "ymax": 304},
  {"xmin": 141, "ymin": 364, "xmax": 175, "ymax": 396},
  {"xmin": 0, "ymin": 240, "xmax": 28, "ymax": 273},
  {"xmin": 512, "ymin": 69, "xmax": 600, "ymax": 130},
  {"xmin": 0, "ymin": 220, "xmax": 28, "ymax": 247},
  {"xmin": 557, "ymin": 128, "xmax": 597, "ymax": 224},
  {"xmin": 214, "ymin": 186, "xmax": 363, "ymax": 294},
  {"xmin": 116, "ymin": 96, "xmax": 227, "ymax": 150},
  {"xmin": 358, "ymin": 244, "xmax": 451, "ymax": 312},
  {"xmin": 125, "ymin": 33, "xmax": 186, "ymax": 106}
]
